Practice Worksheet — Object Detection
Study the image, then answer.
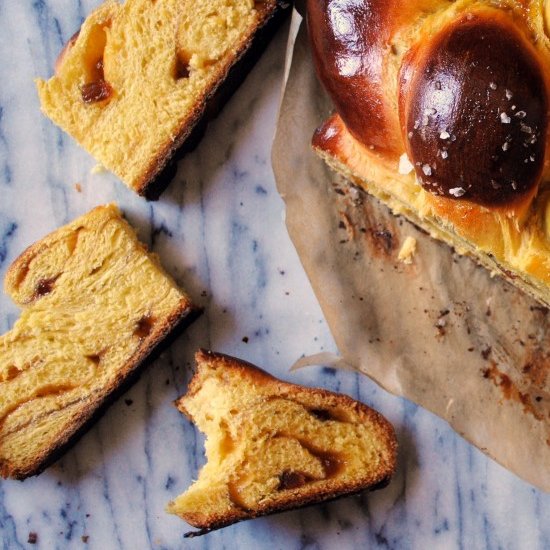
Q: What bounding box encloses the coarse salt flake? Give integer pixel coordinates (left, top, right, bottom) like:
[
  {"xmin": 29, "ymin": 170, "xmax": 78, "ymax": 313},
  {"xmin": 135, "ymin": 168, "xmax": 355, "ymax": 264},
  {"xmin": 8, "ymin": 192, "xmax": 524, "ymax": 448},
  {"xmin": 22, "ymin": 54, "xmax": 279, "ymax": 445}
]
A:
[
  {"xmin": 449, "ymin": 187, "xmax": 466, "ymax": 197},
  {"xmin": 422, "ymin": 164, "xmax": 432, "ymax": 176},
  {"xmin": 440, "ymin": 130, "xmax": 450, "ymax": 139},
  {"xmin": 500, "ymin": 112, "xmax": 511, "ymax": 124},
  {"xmin": 398, "ymin": 153, "xmax": 414, "ymax": 175}
]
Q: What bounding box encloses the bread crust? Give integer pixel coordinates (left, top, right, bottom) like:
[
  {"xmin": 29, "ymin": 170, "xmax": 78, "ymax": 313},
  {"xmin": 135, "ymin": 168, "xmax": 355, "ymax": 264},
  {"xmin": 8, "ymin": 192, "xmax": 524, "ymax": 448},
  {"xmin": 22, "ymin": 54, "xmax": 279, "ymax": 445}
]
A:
[{"xmin": 173, "ymin": 350, "xmax": 398, "ymax": 537}]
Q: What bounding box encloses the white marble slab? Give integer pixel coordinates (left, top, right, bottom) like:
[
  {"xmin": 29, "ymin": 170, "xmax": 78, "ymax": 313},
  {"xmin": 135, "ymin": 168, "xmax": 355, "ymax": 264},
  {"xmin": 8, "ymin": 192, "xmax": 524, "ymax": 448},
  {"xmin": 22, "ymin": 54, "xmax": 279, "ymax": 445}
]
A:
[{"xmin": 0, "ymin": 1, "xmax": 548, "ymax": 549}]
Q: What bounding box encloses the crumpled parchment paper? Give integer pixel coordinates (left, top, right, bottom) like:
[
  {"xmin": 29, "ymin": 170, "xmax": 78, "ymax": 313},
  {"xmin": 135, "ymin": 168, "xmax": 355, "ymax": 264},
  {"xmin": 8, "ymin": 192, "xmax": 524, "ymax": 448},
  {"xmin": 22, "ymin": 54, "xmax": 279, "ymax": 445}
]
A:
[{"xmin": 272, "ymin": 7, "xmax": 549, "ymax": 492}]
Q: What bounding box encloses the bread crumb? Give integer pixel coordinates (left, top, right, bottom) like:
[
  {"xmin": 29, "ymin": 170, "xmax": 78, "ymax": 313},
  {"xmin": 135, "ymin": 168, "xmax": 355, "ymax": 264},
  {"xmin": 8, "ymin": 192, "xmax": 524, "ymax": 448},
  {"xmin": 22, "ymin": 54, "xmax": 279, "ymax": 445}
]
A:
[
  {"xmin": 397, "ymin": 236, "xmax": 417, "ymax": 264},
  {"xmin": 338, "ymin": 212, "xmax": 355, "ymax": 241},
  {"xmin": 28, "ymin": 532, "xmax": 38, "ymax": 544},
  {"xmin": 91, "ymin": 163, "xmax": 106, "ymax": 175},
  {"xmin": 74, "ymin": 183, "xmax": 82, "ymax": 193}
]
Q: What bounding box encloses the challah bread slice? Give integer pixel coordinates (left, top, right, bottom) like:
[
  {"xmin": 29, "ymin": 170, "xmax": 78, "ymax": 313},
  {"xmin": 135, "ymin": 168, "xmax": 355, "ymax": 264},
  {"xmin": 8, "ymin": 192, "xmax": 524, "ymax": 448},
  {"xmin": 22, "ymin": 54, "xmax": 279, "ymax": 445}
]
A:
[
  {"xmin": 36, "ymin": 0, "xmax": 290, "ymax": 199},
  {"xmin": 167, "ymin": 350, "xmax": 397, "ymax": 537},
  {"xmin": 0, "ymin": 204, "xmax": 200, "ymax": 479}
]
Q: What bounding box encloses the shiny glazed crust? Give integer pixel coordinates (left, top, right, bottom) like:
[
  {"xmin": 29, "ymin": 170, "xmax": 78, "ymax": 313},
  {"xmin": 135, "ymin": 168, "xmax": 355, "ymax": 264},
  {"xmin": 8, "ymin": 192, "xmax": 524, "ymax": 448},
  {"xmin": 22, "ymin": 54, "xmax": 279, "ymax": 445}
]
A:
[{"xmin": 308, "ymin": 0, "xmax": 550, "ymax": 304}]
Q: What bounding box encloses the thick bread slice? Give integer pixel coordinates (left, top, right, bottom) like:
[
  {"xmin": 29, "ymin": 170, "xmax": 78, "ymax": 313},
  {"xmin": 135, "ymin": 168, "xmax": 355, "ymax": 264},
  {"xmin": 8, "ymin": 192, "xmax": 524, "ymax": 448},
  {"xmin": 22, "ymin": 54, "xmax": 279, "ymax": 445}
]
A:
[
  {"xmin": 0, "ymin": 204, "xmax": 200, "ymax": 479},
  {"xmin": 36, "ymin": 0, "xmax": 291, "ymax": 199},
  {"xmin": 167, "ymin": 350, "xmax": 397, "ymax": 537}
]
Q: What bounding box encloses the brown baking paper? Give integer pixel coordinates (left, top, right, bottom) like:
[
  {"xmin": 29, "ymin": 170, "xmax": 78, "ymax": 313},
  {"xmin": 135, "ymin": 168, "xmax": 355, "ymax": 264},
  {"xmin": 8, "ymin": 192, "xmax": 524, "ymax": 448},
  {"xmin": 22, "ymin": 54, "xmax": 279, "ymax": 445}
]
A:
[{"xmin": 272, "ymin": 8, "xmax": 549, "ymax": 491}]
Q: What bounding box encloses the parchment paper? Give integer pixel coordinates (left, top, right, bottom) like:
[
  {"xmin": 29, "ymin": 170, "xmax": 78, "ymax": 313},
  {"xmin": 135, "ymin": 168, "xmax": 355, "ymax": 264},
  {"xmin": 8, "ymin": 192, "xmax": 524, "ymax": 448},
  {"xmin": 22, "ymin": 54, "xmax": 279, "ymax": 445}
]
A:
[{"xmin": 272, "ymin": 8, "xmax": 550, "ymax": 492}]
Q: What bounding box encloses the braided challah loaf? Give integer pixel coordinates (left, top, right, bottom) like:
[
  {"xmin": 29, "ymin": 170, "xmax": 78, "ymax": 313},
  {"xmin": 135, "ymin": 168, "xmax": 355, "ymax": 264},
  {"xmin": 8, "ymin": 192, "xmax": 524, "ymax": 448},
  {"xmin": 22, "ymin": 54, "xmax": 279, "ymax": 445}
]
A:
[{"xmin": 307, "ymin": 0, "xmax": 550, "ymax": 305}]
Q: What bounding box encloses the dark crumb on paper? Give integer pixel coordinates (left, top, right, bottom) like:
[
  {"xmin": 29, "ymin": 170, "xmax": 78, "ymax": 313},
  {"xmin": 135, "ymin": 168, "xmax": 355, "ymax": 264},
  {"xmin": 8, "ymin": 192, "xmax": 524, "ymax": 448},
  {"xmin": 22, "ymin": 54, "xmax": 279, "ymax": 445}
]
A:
[
  {"xmin": 332, "ymin": 183, "xmax": 345, "ymax": 195},
  {"xmin": 74, "ymin": 183, "xmax": 82, "ymax": 193},
  {"xmin": 529, "ymin": 305, "xmax": 549, "ymax": 315},
  {"xmin": 435, "ymin": 324, "xmax": 446, "ymax": 337},
  {"xmin": 481, "ymin": 346, "xmax": 492, "ymax": 360},
  {"xmin": 486, "ymin": 306, "xmax": 491, "ymax": 317},
  {"xmin": 82, "ymin": 535, "xmax": 89, "ymax": 543},
  {"xmin": 242, "ymin": 336, "xmax": 249, "ymax": 343},
  {"xmin": 28, "ymin": 532, "xmax": 38, "ymax": 544},
  {"xmin": 468, "ymin": 347, "xmax": 475, "ymax": 352},
  {"xmin": 165, "ymin": 379, "xmax": 170, "ymax": 385},
  {"xmin": 124, "ymin": 398, "xmax": 133, "ymax": 406},
  {"xmin": 370, "ymin": 227, "xmax": 394, "ymax": 254},
  {"xmin": 200, "ymin": 290, "xmax": 208, "ymax": 297}
]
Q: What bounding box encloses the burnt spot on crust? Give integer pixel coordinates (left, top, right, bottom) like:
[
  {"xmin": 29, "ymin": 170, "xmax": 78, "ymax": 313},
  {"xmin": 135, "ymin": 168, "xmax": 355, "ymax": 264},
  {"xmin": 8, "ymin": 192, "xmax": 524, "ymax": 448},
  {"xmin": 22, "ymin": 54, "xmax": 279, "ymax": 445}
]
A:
[{"xmin": 401, "ymin": 11, "xmax": 548, "ymax": 206}]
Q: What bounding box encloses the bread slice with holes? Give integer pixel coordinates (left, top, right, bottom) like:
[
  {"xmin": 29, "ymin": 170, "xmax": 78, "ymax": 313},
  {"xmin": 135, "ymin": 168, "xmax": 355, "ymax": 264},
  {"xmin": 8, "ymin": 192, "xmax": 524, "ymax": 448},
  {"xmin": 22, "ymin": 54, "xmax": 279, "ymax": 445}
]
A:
[
  {"xmin": 0, "ymin": 204, "xmax": 200, "ymax": 479},
  {"xmin": 167, "ymin": 350, "xmax": 397, "ymax": 537},
  {"xmin": 35, "ymin": 0, "xmax": 290, "ymax": 199}
]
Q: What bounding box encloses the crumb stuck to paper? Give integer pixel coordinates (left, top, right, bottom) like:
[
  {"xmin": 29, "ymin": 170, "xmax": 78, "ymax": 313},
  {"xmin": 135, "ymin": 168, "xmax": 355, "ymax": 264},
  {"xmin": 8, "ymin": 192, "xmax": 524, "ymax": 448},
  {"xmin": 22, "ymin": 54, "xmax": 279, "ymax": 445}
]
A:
[
  {"xmin": 74, "ymin": 182, "xmax": 82, "ymax": 193},
  {"xmin": 398, "ymin": 236, "xmax": 417, "ymax": 264}
]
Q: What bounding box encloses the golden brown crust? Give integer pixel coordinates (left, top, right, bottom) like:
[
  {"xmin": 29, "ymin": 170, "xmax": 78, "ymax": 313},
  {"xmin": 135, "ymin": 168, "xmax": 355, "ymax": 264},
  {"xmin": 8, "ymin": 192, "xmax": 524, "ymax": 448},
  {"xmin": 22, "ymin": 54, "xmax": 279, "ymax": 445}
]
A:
[{"xmin": 175, "ymin": 350, "xmax": 398, "ymax": 537}]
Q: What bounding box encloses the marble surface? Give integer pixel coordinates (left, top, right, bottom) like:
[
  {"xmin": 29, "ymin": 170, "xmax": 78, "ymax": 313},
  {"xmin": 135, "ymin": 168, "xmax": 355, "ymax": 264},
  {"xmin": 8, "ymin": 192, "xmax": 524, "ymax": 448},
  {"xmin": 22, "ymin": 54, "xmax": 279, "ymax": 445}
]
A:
[{"xmin": 0, "ymin": 1, "xmax": 548, "ymax": 549}]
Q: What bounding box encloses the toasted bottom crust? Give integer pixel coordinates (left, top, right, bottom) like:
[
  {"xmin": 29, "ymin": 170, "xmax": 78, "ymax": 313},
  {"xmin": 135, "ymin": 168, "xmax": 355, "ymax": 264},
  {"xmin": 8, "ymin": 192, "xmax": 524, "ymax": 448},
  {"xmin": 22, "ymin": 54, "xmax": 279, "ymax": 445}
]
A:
[
  {"xmin": 184, "ymin": 475, "xmax": 392, "ymax": 538},
  {"xmin": 139, "ymin": 1, "xmax": 291, "ymax": 200},
  {"xmin": 3, "ymin": 301, "xmax": 201, "ymax": 480}
]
